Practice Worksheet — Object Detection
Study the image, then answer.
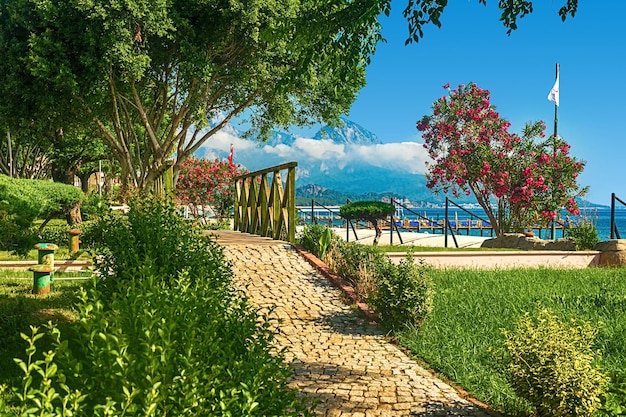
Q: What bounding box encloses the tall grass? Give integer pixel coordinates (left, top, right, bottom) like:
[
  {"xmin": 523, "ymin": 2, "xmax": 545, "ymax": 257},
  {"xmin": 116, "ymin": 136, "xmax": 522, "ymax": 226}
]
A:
[{"xmin": 397, "ymin": 267, "xmax": 626, "ymax": 416}]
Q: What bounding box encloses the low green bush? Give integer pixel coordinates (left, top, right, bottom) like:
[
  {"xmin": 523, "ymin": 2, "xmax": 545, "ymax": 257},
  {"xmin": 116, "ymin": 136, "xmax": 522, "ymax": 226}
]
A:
[
  {"xmin": 369, "ymin": 254, "xmax": 433, "ymax": 330},
  {"xmin": 565, "ymin": 221, "xmax": 600, "ymax": 250},
  {"xmin": 92, "ymin": 195, "xmax": 232, "ymax": 294},
  {"xmin": 502, "ymin": 306, "xmax": 608, "ymax": 417},
  {"xmin": 330, "ymin": 241, "xmax": 386, "ymax": 300},
  {"xmin": 2, "ymin": 271, "xmax": 309, "ymax": 416},
  {"xmin": 297, "ymin": 223, "xmax": 339, "ymax": 260},
  {"xmin": 80, "ymin": 193, "xmax": 110, "ymax": 221}
]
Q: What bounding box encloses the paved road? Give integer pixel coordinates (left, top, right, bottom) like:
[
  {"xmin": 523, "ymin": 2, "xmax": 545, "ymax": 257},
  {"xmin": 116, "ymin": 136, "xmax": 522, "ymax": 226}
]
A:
[{"xmin": 215, "ymin": 231, "xmax": 492, "ymax": 417}]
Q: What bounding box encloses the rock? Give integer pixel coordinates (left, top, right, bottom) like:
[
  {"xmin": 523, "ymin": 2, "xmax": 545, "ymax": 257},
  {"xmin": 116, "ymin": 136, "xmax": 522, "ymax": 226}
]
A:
[
  {"xmin": 598, "ymin": 250, "xmax": 626, "ymax": 267},
  {"xmin": 596, "ymin": 240, "xmax": 626, "ymax": 252},
  {"xmin": 481, "ymin": 233, "xmax": 576, "ymax": 251}
]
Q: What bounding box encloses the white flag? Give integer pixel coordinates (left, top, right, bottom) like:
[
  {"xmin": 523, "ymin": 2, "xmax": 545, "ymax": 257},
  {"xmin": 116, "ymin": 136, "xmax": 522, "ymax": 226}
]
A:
[{"xmin": 547, "ymin": 74, "xmax": 559, "ymax": 106}]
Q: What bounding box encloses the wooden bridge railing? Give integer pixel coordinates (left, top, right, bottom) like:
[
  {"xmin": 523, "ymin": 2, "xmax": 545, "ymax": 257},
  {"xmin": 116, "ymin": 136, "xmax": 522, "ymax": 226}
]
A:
[{"xmin": 233, "ymin": 162, "xmax": 297, "ymax": 243}]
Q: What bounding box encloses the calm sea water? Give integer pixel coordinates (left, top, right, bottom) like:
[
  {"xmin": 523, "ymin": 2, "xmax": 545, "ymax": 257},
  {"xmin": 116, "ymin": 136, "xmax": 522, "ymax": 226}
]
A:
[
  {"xmin": 399, "ymin": 207, "xmax": 625, "ymax": 240},
  {"xmin": 303, "ymin": 206, "xmax": 626, "ymax": 240}
]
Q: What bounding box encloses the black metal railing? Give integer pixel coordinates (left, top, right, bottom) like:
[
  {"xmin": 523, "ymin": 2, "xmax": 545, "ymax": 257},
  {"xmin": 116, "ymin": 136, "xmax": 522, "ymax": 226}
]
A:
[
  {"xmin": 611, "ymin": 193, "xmax": 625, "ymax": 239},
  {"xmin": 390, "ymin": 198, "xmax": 493, "ymax": 248}
]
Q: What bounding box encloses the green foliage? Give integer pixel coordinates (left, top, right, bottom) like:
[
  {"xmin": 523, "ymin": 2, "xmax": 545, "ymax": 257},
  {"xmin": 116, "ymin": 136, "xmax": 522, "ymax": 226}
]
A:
[
  {"xmin": 339, "ymin": 201, "xmax": 395, "ymax": 222},
  {"xmin": 566, "ymin": 222, "xmax": 600, "ymax": 250},
  {"xmin": 324, "ymin": 240, "xmax": 434, "ymax": 329},
  {"xmin": 403, "ymin": 0, "xmax": 578, "ymax": 44},
  {"xmin": 91, "ymin": 195, "xmax": 232, "ymax": 295},
  {"xmin": 368, "ymin": 254, "xmax": 433, "ymax": 330},
  {"xmin": 603, "ymin": 373, "xmax": 626, "ymax": 416},
  {"xmin": 0, "ymin": 175, "xmax": 83, "ymax": 255},
  {"xmin": 1, "ymin": 197, "xmax": 311, "ymax": 416},
  {"xmin": 2, "ymin": 274, "xmax": 309, "ymax": 416},
  {"xmin": 398, "ymin": 267, "xmax": 626, "ymax": 415},
  {"xmin": 80, "ymin": 193, "xmax": 110, "ymax": 221},
  {"xmin": 0, "ymin": 0, "xmax": 387, "ymax": 191},
  {"xmin": 318, "ymin": 227, "xmax": 333, "ymax": 260},
  {"xmin": 330, "ymin": 242, "xmax": 387, "ymax": 300},
  {"xmin": 297, "ymin": 223, "xmax": 341, "ymax": 262},
  {"xmin": 37, "ymin": 224, "xmax": 71, "ymax": 248},
  {"xmin": 502, "ymin": 306, "xmax": 608, "ymax": 417}
]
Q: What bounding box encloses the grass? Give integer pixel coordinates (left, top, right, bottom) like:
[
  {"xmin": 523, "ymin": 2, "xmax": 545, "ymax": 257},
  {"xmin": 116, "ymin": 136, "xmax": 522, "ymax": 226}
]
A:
[
  {"xmin": 0, "ymin": 248, "xmax": 92, "ymax": 261},
  {"xmin": 397, "ymin": 267, "xmax": 626, "ymax": 416},
  {"xmin": 0, "ymin": 269, "xmax": 89, "ymax": 398}
]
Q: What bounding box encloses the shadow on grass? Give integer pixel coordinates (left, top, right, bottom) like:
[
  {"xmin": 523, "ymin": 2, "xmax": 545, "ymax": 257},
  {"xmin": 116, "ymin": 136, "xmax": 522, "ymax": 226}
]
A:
[{"xmin": 0, "ymin": 281, "xmax": 83, "ymax": 383}]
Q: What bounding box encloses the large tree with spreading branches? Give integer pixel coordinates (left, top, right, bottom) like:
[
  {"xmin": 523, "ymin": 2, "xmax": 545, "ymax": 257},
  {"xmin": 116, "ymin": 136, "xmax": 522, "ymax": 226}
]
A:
[{"xmin": 0, "ymin": 0, "xmax": 578, "ymax": 193}]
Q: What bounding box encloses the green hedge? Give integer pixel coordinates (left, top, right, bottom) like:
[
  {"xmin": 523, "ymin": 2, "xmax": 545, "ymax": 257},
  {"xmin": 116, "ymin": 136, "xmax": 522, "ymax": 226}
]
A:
[{"xmin": 0, "ymin": 175, "xmax": 83, "ymax": 255}]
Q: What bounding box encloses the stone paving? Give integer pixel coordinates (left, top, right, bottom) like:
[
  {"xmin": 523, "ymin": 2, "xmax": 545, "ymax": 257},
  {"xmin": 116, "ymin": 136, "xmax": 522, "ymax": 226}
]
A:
[{"xmin": 220, "ymin": 235, "xmax": 492, "ymax": 417}]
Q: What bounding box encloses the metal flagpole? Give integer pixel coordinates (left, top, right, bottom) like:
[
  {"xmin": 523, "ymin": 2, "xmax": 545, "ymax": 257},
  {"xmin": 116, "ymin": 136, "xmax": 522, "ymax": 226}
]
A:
[{"xmin": 550, "ymin": 63, "xmax": 560, "ymax": 240}]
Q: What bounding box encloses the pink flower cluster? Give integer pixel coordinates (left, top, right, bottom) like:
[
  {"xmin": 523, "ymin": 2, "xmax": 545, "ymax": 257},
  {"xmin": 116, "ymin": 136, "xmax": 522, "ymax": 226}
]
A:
[
  {"xmin": 175, "ymin": 156, "xmax": 248, "ymax": 217},
  {"xmin": 419, "ymin": 82, "xmax": 586, "ymax": 232}
]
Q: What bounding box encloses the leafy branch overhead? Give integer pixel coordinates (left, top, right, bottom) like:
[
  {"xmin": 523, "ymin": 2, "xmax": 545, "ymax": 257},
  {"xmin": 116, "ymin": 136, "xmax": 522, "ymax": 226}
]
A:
[{"xmin": 402, "ymin": 0, "xmax": 578, "ymax": 43}]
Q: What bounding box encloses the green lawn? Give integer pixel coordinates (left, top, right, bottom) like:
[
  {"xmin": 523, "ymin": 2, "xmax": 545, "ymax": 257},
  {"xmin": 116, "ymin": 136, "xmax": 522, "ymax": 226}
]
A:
[
  {"xmin": 0, "ymin": 270, "xmax": 89, "ymax": 397},
  {"xmin": 397, "ymin": 267, "xmax": 626, "ymax": 416}
]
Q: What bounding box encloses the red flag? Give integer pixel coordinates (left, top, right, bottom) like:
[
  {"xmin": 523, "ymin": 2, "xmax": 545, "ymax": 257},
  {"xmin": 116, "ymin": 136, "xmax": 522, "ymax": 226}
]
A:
[{"xmin": 227, "ymin": 144, "xmax": 234, "ymax": 167}]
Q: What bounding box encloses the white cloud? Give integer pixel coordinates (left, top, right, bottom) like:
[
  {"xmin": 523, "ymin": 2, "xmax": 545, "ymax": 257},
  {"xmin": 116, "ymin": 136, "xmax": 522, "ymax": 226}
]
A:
[{"xmin": 198, "ymin": 126, "xmax": 430, "ymax": 175}]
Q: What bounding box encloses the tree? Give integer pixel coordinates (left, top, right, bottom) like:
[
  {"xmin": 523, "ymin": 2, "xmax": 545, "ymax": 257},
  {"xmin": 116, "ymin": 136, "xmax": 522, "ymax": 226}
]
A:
[
  {"xmin": 340, "ymin": 201, "xmax": 395, "ymax": 245},
  {"xmin": 0, "ymin": 0, "xmax": 580, "ymax": 195},
  {"xmin": 175, "ymin": 157, "xmax": 247, "ymax": 222},
  {"xmin": 418, "ymin": 83, "xmax": 585, "ymax": 237},
  {"xmin": 402, "ymin": 0, "xmax": 578, "ymax": 43},
  {"xmin": 0, "ymin": 0, "xmax": 389, "ymax": 194}
]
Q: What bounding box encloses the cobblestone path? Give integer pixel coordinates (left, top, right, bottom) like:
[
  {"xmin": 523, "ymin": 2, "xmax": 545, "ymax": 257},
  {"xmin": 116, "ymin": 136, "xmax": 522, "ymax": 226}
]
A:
[{"xmin": 221, "ymin": 238, "xmax": 492, "ymax": 417}]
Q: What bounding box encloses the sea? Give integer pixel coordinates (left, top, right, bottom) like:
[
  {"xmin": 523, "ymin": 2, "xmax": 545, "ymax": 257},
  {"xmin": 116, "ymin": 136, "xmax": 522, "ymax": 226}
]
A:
[{"xmin": 300, "ymin": 206, "xmax": 626, "ymax": 241}]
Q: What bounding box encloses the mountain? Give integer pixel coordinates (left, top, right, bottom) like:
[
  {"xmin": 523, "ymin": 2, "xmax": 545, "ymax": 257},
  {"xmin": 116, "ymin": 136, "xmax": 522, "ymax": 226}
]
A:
[
  {"xmin": 295, "ymin": 184, "xmax": 410, "ymax": 206},
  {"xmin": 313, "ymin": 116, "xmax": 382, "ymax": 145},
  {"xmin": 197, "ymin": 116, "xmax": 454, "ymax": 204}
]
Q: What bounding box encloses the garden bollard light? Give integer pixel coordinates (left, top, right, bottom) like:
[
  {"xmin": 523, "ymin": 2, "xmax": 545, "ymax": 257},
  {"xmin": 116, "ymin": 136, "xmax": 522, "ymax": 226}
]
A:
[
  {"xmin": 34, "ymin": 243, "xmax": 59, "ymax": 286},
  {"xmin": 68, "ymin": 229, "xmax": 81, "ymax": 254},
  {"xmin": 30, "ymin": 264, "xmax": 55, "ymax": 295}
]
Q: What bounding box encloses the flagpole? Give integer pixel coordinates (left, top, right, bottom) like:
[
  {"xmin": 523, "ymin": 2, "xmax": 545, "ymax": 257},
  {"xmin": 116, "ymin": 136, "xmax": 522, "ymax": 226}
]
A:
[{"xmin": 551, "ymin": 63, "xmax": 559, "ymax": 239}]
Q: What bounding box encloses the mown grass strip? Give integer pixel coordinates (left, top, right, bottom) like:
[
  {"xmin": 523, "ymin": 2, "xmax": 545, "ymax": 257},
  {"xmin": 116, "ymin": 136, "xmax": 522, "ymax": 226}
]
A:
[{"xmin": 397, "ymin": 267, "xmax": 626, "ymax": 415}]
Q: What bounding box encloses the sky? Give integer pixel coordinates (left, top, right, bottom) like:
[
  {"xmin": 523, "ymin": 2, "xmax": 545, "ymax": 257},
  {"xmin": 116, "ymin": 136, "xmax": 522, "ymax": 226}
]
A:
[
  {"xmin": 203, "ymin": 1, "xmax": 626, "ymax": 206},
  {"xmin": 345, "ymin": 0, "xmax": 626, "ymax": 205}
]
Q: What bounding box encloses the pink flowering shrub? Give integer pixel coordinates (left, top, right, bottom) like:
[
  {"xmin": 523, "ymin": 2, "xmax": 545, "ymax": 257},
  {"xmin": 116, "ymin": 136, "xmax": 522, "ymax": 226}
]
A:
[
  {"xmin": 418, "ymin": 83, "xmax": 586, "ymax": 236},
  {"xmin": 175, "ymin": 157, "xmax": 247, "ymax": 220}
]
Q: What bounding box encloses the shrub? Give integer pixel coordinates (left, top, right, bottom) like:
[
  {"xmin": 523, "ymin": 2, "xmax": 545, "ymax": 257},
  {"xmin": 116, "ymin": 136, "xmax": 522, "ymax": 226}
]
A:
[
  {"xmin": 330, "ymin": 241, "xmax": 387, "ymax": 300},
  {"xmin": 369, "ymin": 253, "xmax": 433, "ymax": 330},
  {"xmin": 1, "ymin": 196, "xmax": 311, "ymax": 416},
  {"xmin": 0, "ymin": 175, "xmax": 83, "ymax": 255},
  {"xmin": 502, "ymin": 306, "xmax": 608, "ymax": 417},
  {"xmin": 92, "ymin": 194, "xmax": 232, "ymax": 294},
  {"xmin": 80, "ymin": 192, "xmax": 110, "ymax": 220},
  {"xmin": 566, "ymin": 221, "xmax": 600, "ymax": 250},
  {"xmin": 297, "ymin": 223, "xmax": 339, "ymax": 260},
  {"xmin": 2, "ymin": 273, "xmax": 309, "ymax": 416}
]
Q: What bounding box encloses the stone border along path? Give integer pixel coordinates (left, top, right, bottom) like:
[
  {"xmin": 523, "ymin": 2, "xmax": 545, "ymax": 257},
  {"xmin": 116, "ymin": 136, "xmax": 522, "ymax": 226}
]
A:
[{"xmin": 218, "ymin": 233, "xmax": 493, "ymax": 417}]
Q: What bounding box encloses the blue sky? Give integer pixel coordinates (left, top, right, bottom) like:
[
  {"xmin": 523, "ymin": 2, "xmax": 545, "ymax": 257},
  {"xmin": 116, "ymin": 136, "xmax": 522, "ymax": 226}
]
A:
[
  {"xmin": 343, "ymin": 0, "xmax": 625, "ymax": 205},
  {"xmin": 204, "ymin": 1, "xmax": 624, "ymax": 206}
]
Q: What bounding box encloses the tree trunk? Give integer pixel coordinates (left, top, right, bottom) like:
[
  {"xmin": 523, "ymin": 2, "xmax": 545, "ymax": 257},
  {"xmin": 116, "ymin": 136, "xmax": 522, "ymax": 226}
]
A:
[
  {"xmin": 66, "ymin": 202, "xmax": 83, "ymax": 225},
  {"xmin": 372, "ymin": 219, "xmax": 382, "ymax": 246}
]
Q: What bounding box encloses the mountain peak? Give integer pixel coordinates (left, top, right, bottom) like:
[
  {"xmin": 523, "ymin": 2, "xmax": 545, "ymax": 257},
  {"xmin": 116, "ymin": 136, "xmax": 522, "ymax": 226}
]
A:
[{"xmin": 313, "ymin": 116, "xmax": 382, "ymax": 145}]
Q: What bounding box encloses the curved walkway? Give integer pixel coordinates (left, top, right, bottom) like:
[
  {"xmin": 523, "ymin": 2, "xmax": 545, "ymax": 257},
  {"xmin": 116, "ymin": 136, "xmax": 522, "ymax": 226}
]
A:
[{"xmin": 215, "ymin": 231, "xmax": 492, "ymax": 417}]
